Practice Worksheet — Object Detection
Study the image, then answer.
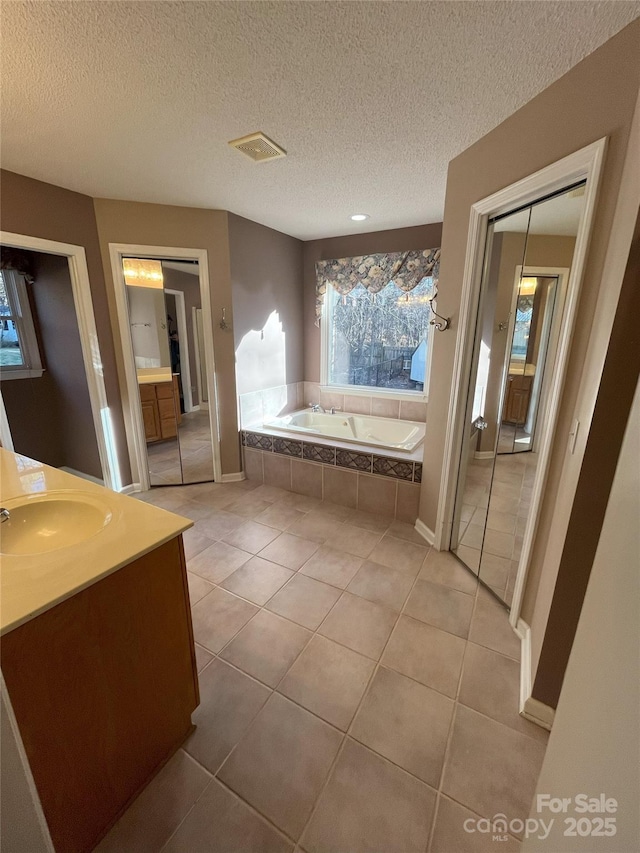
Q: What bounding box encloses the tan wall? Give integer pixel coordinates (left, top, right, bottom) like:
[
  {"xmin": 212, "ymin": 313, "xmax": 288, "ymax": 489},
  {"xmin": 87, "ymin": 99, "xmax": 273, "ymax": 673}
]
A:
[
  {"xmin": 419, "ymin": 19, "xmax": 640, "ymax": 693},
  {"xmin": 523, "ymin": 374, "xmax": 640, "ymax": 852},
  {"xmin": 228, "ymin": 213, "xmax": 304, "ymax": 394},
  {"xmin": 0, "ymin": 170, "xmax": 128, "ymax": 480},
  {"xmin": 303, "ymin": 223, "xmax": 443, "ymax": 382},
  {"xmin": 92, "ymin": 199, "xmax": 241, "ymax": 475}
]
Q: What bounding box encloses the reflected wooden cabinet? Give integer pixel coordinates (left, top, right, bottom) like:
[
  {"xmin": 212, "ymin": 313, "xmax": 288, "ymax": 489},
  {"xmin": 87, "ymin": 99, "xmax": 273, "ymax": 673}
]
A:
[
  {"xmin": 139, "ymin": 376, "xmax": 181, "ymax": 443},
  {"xmin": 502, "ymin": 374, "xmax": 534, "ymax": 425}
]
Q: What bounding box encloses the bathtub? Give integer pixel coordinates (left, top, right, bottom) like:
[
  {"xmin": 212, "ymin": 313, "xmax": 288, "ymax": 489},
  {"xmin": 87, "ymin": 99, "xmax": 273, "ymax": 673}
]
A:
[{"xmin": 264, "ymin": 409, "xmax": 425, "ymax": 452}]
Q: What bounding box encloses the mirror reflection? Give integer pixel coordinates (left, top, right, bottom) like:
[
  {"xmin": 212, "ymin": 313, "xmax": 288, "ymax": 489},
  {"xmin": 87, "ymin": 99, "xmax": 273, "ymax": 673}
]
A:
[
  {"xmin": 123, "ymin": 257, "xmax": 214, "ymax": 486},
  {"xmin": 451, "ymin": 182, "xmax": 586, "ymax": 604}
]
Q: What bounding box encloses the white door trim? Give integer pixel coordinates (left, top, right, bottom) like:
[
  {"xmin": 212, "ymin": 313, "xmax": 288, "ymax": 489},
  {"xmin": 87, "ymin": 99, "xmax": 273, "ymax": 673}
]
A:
[
  {"xmin": 109, "ymin": 243, "xmax": 222, "ymax": 489},
  {"xmin": 0, "ymin": 231, "xmax": 121, "ymax": 491},
  {"xmin": 192, "ymin": 306, "xmax": 204, "ymax": 408},
  {"xmin": 164, "ymin": 287, "xmax": 193, "ymax": 413},
  {"xmin": 433, "ymin": 139, "xmax": 607, "ymax": 627}
]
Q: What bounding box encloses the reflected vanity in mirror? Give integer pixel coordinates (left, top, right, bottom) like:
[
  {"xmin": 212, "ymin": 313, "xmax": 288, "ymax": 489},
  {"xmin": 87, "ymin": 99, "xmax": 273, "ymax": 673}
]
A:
[
  {"xmin": 123, "ymin": 257, "xmax": 215, "ymax": 486},
  {"xmin": 451, "ymin": 182, "xmax": 587, "ymax": 604}
]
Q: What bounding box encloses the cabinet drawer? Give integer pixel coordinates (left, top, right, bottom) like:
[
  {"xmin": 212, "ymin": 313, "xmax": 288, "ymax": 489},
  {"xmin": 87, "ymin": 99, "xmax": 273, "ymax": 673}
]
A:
[
  {"xmin": 139, "ymin": 384, "xmax": 156, "ymax": 402},
  {"xmin": 156, "ymin": 383, "xmax": 175, "ymax": 399}
]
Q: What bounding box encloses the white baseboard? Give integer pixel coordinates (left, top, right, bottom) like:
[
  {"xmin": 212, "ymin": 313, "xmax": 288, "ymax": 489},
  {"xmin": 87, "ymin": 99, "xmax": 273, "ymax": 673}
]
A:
[
  {"xmin": 220, "ymin": 471, "xmax": 246, "ymax": 483},
  {"xmin": 59, "ymin": 466, "xmax": 104, "ymax": 486},
  {"xmin": 474, "ymin": 450, "xmax": 496, "ymax": 460},
  {"xmin": 119, "ymin": 483, "xmax": 141, "ymax": 495},
  {"xmin": 414, "ymin": 518, "xmax": 435, "ymax": 546},
  {"xmin": 190, "ymin": 405, "xmax": 201, "ymax": 412},
  {"xmin": 517, "ymin": 619, "xmax": 555, "ymax": 731}
]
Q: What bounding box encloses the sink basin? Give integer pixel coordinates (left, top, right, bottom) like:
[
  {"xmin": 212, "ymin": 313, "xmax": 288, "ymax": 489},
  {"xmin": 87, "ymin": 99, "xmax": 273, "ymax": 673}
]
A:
[{"xmin": 0, "ymin": 492, "xmax": 113, "ymax": 556}]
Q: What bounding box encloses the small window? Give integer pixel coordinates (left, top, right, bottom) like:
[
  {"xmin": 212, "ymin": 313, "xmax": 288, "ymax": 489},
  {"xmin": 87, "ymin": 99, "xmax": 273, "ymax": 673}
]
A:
[
  {"xmin": 324, "ymin": 276, "xmax": 434, "ymax": 395},
  {"xmin": 0, "ymin": 269, "xmax": 43, "ymax": 379}
]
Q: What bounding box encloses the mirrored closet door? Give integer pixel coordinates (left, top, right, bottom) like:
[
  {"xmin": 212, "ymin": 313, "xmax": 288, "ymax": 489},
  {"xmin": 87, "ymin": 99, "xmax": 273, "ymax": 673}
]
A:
[
  {"xmin": 451, "ymin": 183, "xmax": 587, "ymax": 604},
  {"xmin": 122, "ymin": 257, "xmax": 215, "ymax": 486}
]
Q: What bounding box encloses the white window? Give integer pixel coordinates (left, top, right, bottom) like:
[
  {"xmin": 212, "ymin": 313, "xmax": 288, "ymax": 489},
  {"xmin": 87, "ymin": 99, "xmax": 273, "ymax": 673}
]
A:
[
  {"xmin": 322, "ymin": 276, "xmax": 434, "ymax": 397},
  {"xmin": 0, "ymin": 269, "xmax": 43, "ymax": 379}
]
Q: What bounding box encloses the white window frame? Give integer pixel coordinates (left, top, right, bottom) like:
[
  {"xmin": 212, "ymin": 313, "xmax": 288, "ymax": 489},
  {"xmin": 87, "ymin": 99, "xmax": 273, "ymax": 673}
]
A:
[
  {"xmin": 320, "ymin": 283, "xmax": 432, "ymax": 402},
  {"xmin": 0, "ymin": 268, "xmax": 44, "ymax": 380}
]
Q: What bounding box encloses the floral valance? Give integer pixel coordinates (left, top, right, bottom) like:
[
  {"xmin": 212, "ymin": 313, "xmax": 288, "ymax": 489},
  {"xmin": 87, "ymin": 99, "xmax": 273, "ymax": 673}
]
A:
[
  {"xmin": 315, "ymin": 247, "xmax": 440, "ymax": 323},
  {"xmin": 0, "ymin": 247, "xmax": 35, "ymax": 284}
]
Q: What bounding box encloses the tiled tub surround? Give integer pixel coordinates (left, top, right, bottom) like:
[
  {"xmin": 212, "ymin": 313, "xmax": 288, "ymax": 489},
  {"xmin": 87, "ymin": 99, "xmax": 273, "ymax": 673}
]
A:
[
  {"xmin": 238, "ymin": 382, "xmax": 304, "ymax": 429},
  {"xmin": 304, "ymin": 381, "xmax": 427, "ymax": 423},
  {"xmin": 242, "ymin": 428, "xmax": 423, "ymax": 523},
  {"xmin": 264, "ymin": 410, "xmax": 425, "ymax": 453},
  {"xmin": 98, "ymin": 480, "xmax": 548, "ymax": 852}
]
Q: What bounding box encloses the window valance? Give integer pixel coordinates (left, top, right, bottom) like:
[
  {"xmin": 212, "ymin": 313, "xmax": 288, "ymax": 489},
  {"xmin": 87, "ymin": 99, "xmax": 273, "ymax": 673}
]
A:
[
  {"xmin": 315, "ymin": 247, "xmax": 440, "ymax": 323},
  {"xmin": 0, "ymin": 247, "xmax": 35, "ymax": 284}
]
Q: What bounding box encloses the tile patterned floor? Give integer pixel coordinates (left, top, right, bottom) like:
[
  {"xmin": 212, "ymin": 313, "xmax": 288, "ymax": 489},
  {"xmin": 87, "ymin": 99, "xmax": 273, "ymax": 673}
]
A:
[
  {"xmin": 97, "ymin": 480, "xmax": 548, "ymax": 853},
  {"xmin": 148, "ymin": 409, "xmax": 214, "ymax": 486}
]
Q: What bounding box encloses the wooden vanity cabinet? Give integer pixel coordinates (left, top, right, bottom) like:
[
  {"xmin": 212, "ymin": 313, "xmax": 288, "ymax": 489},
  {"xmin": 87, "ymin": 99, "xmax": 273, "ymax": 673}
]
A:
[
  {"xmin": 1, "ymin": 536, "xmax": 199, "ymax": 853},
  {"xmin": 139, "ymin": 376, "xmax": 181, "ymax": 443},
  {"xmin": 502, "ymin": 374, "xmax": 534, "ymax": 425}
]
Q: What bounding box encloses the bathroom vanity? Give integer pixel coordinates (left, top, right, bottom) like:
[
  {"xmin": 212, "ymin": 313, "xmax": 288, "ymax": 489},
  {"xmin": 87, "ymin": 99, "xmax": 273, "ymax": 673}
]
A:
[{"xmin": 0, "ymin": 451, "xmax": 197, "ymax": 852}]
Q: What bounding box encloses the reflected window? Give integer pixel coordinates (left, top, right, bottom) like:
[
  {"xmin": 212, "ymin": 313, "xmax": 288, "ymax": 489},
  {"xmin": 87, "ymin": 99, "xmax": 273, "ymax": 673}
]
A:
[{"xmin": 0, "ymin": 269, "xmax": 43, "ymax": 378}]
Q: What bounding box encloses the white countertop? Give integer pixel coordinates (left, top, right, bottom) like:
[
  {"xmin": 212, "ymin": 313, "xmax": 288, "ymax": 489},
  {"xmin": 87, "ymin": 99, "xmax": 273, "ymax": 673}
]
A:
[{"xmin": 0, "ymin": 450, "xmax": 192, "ymax": 636}]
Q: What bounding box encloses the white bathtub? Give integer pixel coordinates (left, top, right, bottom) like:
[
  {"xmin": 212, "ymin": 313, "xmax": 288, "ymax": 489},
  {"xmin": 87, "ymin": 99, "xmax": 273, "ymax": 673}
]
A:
[{"xmin": 264, "ymin": 410, "xmax": 425, "ymax": 452}]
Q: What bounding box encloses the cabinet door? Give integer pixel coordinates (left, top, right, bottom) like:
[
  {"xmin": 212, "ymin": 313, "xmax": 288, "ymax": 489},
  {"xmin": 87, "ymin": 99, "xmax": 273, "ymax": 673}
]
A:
[
  {"xmin": 141, "ymin": 400, "xmax": 161, "ymax": 442},
  {"xmin": 503, "ymin": 375, "xmax": 533, "ymax": 425}
]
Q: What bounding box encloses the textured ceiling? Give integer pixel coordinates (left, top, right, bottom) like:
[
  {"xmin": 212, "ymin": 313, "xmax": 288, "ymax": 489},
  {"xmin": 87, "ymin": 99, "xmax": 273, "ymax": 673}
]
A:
[{"xmin": 1, "ymin": 1, "xmax": 638, "ymax": 240}]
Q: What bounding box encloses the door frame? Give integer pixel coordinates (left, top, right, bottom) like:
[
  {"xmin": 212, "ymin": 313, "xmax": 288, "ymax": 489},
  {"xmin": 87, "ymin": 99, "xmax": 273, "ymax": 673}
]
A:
[
  {"xmin": 434, "ymin": 138, "xmax": 607, "ymax": 625},
  {"xmin": 0, "ymin": 231, "xmax": 121, "ymax": 491},
  {"xmin": 164, "ymin": 287, "xmax": 193, "ymax": 413},
  {"xmin": 109, "ymin": 243, "xmax": 222, "ymax": 489}
]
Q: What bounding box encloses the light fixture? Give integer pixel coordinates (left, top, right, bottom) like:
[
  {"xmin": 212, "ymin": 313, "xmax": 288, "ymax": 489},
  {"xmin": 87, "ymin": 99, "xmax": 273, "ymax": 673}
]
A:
[
  {"xmin": 122, "ymin": 259, "xmax": 164, "ymax": 289},
  {"xmin": 350, "ymin": 214, "xmax": 369, "ymax": 222}
]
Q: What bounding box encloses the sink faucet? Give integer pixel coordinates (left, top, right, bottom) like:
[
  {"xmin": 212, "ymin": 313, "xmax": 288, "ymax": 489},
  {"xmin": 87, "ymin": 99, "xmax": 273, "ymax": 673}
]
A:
[
  {"xmin": 309, "ymin": 402, "xmax": 325, "ymax": 413},
  {"xmin": 0, "ymin": 508, "xmax": 10, "ymax": 523}
]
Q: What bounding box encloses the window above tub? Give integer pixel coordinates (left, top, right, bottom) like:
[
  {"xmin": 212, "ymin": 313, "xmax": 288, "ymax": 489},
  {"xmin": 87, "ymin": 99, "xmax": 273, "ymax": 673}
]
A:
[{"xmin": 317, "ymin": 248, "xmax": 440, "ymax": 400}]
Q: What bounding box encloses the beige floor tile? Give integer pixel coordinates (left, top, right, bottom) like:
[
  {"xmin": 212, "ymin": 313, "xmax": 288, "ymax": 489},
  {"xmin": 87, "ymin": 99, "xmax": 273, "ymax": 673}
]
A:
[
  {"xmin": 191, "ymin": 588, "xmax": 258, "ymax": 653},
  {"xmin": 184, "ymin": 659, "xmax": 270, "ymax": 774},
  {"xmin": 442, "ymin": 705, "xmax": 546, "ymax": 833},
  {"xmin": 278, "ymin": 491, "xmax": 322, "ymax": 512},
  {"xmin": 258, "ymin": 532, "xmax": 320, "ymax": 570},
  {"xmin": 162, "ymin": 780, "xmax": 293, "ymax": 853},
  {"xmin": 486, "ymin": 509, "xmax": 517, "ymax": 534},
  {"xmin": 455, "ymin": 543, "xmax": 481, "ymax": 572},
  {"xmin": 458, "ymin": 642, "xmax": 548, "ymax": 742},
  {"xmin": 460, "ymin": 522, "xmax": 485, "ymax": 550},
  {"xmin": 220, "ymin": 556, "xmax": 294, "ymax": 606},
  {"xmin": 286, "ymin": 511, "xmax": 343, "ymax": 543},
  {"xmin": 187, "ymin": 571, "xmax": 215, "ymax": 605},
  {"xmin": 370, "ymin": 534, "xmax": 428, "ymax": 575},
  {"xmin": 218, "ymin": 693, "xmax": 342, "ymax": 840},
  {"xmin": 347, "ymin": 560, "xmax": 414, "ymax": 611},
  {"xmin": 351, "ymin": 666, "xmax": 454, "ymax": 787},
  {"xmin": 382, "ymin": 616, "xmax": 466, "ymax": 698},
  {"xmin": 194, "ymin": 510, "xmax": 245, "ymax": 541},
  {"xmin": 430, "ymin": 795, "xmax": 521, "ymax": 852},
  {"xmin": 95, "ymin": 750, "xmax": 211, "ymax": 853},
  {"xmin": 255, "ymin": 502, "xmax": 307, "ymax": 531},
  {"xmin": 224, "ymin": 495, "xmax": 274, "ymax": 519},
  {"xmin": 347, "ymin": 509, "xmax": 392, "ymax": 533},
  {"xmin": 249, "ymin": 484, "xmax": 291, "ymax": 503},
  {"xmin": 173, "ymin": 500, "xmax": 218, "ymax": 522},
  {"xmin": 483, "ymin": 528, "xmax": 515, "ymax": 559},
  {"xmin": 404, "ymin": 579, "xmax": 474, "ymax": 639},
  {"xmin": 278, "ymin": 635, "xmax": 375, "ymax": 731},
  {"xmin": 220, "ymin": 610, "xmax": 311, "ymax": 687},
  {"xmin": 221, "ymin": 520, "xmax": 281, "ymax": 554},
  {"xmin": 387, "ymin": 519, "xmax": 428, "ymax": 545},
  {"xmin": 318, "ymin": 592, "xmax": 398, "ymax": 659},
  {"xmin": 188, "ymin": 540, "xmax": 251, "ymax": 584},
  {"xmin": 300, "ymin": 546, "xmax": 363, "ymax": 589},
  {"xmin": 266, "ymin": 575, "xmax": 342, "ymax": 630},
  {"xmin": 194, "ymin": 643, "xmax": 214, "ymax": 673},
  {"xmin": 469, "ymin": 589, "xmax": 521, "ymax": 660},
  {"xmin": 419, "ymin": 549, "xmax": 478, "ymax": 595},
  {"xmin": 301, "ymin": 739, "xmax": 436, "ymax": 853},
  {"xmin": 182, "ymin": 528, "xmax": 215, "ymax": 561},
  {"xmin": 329, "ymin": 523, "xmax": 382, "ymax": 558}
]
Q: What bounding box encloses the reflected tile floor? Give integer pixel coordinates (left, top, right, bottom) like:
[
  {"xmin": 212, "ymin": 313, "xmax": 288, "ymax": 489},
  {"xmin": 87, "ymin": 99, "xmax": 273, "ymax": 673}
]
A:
[{"xmin": 98, "ymin": 481, "xmax": 549, "ymax": 853}]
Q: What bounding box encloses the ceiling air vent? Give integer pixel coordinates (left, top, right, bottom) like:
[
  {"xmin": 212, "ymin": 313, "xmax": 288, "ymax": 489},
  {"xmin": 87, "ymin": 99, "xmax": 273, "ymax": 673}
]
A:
[{"xmin": 228, "ymin": 132, "xmax": 286, "ymax": 162}]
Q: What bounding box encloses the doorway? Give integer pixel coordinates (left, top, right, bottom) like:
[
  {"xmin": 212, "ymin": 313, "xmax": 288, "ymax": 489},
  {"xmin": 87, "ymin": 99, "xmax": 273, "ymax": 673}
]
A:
[
  {"xmin": 0, "ymin": 232, "xmax": 119, "ymax": 490},
  {"xmin": 110, "ymin": 244, "xmax": 221, "ymax": 489}
]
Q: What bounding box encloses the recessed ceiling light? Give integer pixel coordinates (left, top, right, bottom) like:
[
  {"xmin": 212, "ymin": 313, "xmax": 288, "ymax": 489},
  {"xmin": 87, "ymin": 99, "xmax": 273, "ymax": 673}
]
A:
[{"xmin": 350, "ymin": 214, "xmax": 369, "ymax": 221}]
